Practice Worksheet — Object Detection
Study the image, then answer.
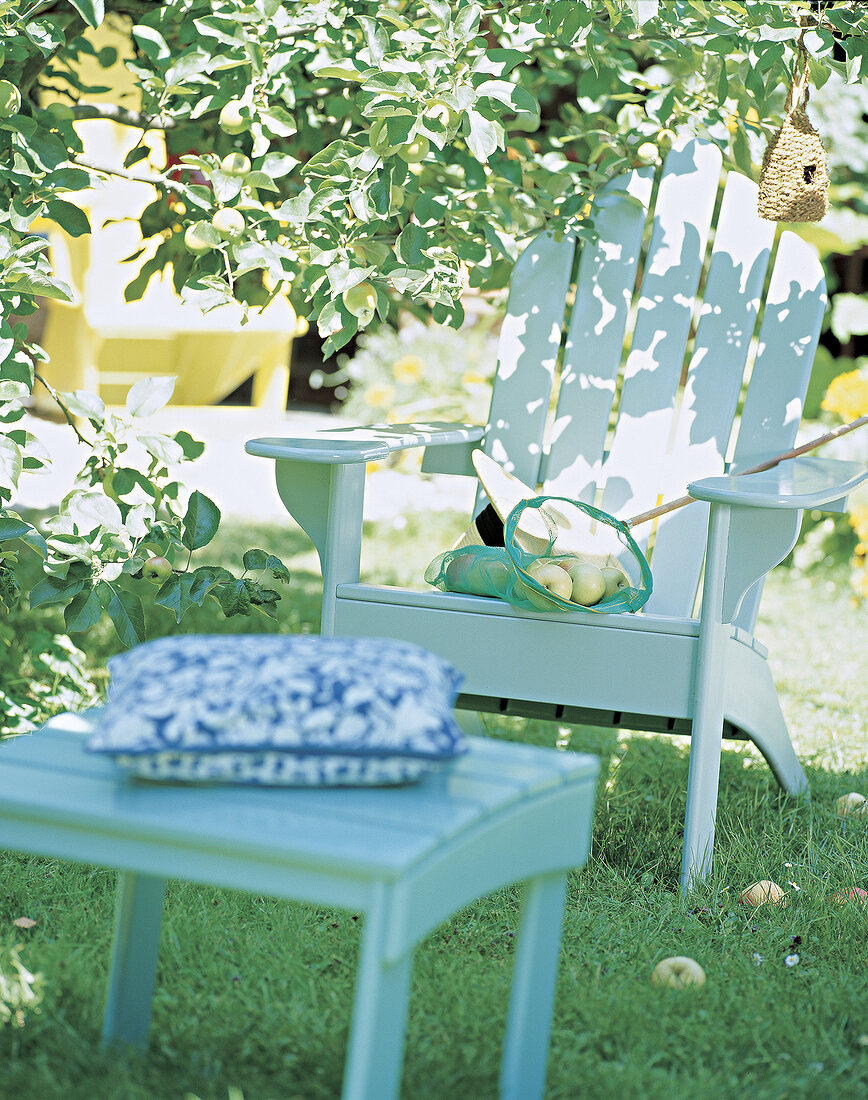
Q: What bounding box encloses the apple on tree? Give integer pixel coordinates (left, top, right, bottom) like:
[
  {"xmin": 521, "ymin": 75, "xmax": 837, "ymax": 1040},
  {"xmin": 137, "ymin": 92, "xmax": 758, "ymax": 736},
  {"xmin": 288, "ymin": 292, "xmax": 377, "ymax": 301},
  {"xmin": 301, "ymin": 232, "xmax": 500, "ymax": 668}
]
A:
[
  {"xmin": 212, "ymin": 208, "xmax": 246, "ymax": 241},
  {"xmin": 218, "ymin": 99, "xmax": 250, "ymax": 135},
  {"xmin": 184, "ymin": 223, "xmax": 214, "ymax": 255},
  {"xmin": 0, "ymin": 79, "xmax": 21, "ymax": 119},
  {"xmin": 342, "ymin": 281, "xmax": 378, "ymax": 324},
  {"xmin": 142, "ymin": 556, "xmax": 173, "ymax": 585},
  {"xmin": 398, "ymin": 135, "xmax": 430, "ymax": 164},
  {"xmin": 220, "ymin": 152, "xmax": 252, "ymax": 176}
]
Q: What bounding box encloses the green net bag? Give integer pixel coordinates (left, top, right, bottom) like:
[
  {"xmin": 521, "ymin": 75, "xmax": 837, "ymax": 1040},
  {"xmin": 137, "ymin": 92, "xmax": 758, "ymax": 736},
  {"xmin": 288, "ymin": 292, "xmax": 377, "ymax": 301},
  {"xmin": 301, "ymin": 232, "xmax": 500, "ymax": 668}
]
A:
[{"xmin": 425, "ymin": 495, "xmax": 652, "ymax": 614}]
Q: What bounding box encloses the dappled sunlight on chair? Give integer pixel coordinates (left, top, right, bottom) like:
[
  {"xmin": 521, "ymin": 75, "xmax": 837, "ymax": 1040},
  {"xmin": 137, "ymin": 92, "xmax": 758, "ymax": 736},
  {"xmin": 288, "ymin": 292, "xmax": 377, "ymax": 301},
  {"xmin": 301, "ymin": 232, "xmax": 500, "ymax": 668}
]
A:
[{"xmin": 247, "ymin": 138, "xmax": 868, "ymax": 890}]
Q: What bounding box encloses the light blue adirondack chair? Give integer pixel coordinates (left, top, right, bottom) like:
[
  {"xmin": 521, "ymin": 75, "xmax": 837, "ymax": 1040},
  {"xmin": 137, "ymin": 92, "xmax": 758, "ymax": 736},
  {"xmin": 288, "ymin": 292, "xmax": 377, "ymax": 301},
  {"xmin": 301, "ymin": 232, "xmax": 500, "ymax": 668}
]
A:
[{"xmin": 248, "ymin": 139, "xmax": 868, "ymax": 888}]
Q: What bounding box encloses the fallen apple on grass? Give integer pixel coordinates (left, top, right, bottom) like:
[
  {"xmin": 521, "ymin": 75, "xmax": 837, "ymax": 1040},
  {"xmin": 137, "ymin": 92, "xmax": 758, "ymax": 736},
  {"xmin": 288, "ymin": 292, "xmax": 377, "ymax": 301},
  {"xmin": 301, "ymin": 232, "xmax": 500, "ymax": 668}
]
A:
[
  {"xmin": 650, "ymin": 956, "xmax": 706, "ymax": 989},
  {"xmin": 831, "ymin": 886, "xmax": 867, "ymax": 907},
  {"xmin": 835, "ymin": 792, "xmax": 867, "ymax": 818},
  {"xmin": 738, "ymin": 880, "xmax": 787, "ymax": 908}
]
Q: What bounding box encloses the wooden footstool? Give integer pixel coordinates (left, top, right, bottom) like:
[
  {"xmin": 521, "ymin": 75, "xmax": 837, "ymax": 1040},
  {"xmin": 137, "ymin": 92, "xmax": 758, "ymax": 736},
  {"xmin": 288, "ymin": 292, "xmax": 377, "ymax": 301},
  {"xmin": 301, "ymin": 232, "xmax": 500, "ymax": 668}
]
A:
[{"xmin": 0, "ymin": 713, "xmax": 597, "ymax": 1100}]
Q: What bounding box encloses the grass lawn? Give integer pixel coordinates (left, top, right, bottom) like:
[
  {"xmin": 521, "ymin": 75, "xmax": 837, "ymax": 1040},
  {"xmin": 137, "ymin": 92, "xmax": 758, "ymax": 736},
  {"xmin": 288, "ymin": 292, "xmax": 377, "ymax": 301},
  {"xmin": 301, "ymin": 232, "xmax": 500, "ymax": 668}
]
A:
[{"xmin": 1, "ymin": 508, "xmax": 867, "ymax": 1099}]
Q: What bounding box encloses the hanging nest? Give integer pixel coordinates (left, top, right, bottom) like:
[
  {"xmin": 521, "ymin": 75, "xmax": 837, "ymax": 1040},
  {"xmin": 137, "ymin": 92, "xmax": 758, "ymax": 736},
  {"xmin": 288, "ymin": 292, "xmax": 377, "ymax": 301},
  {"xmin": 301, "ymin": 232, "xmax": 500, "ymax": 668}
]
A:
[{"xmin": 758, "ymin": 45, "xmax": 829, "ymax": 223}]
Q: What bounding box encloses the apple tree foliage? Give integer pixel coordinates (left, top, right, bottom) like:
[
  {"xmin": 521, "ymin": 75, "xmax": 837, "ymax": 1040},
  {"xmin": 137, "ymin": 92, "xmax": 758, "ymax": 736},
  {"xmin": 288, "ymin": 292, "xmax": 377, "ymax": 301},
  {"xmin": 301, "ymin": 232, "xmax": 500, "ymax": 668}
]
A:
[{"xmin": 1, "ymin": 0, "xmax": 867, "ymax": 678}]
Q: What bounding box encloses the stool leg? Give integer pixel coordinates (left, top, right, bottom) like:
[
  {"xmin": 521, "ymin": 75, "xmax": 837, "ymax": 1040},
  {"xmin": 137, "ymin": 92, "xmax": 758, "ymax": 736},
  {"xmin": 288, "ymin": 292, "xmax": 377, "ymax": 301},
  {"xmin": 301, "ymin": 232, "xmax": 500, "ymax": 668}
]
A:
[
  {"xmin": 101, "ymin": 872, "xmax": 167, "ymax": 1050},
  {"xmin": 341, "ymin": 887, "xmax": 413, "ymax": 1100},
  {"xmin": 500, "ymin": 871, "xmax": 568, "ymax": 1100}
]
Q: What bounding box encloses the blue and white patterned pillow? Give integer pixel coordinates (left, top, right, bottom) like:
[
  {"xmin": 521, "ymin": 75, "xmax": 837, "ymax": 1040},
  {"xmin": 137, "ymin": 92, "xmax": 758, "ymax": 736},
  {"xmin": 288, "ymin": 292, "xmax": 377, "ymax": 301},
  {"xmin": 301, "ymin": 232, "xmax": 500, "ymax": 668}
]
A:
[{"xmin": 85, "ymin": 634, "xmax": 468, "ymax": 786}]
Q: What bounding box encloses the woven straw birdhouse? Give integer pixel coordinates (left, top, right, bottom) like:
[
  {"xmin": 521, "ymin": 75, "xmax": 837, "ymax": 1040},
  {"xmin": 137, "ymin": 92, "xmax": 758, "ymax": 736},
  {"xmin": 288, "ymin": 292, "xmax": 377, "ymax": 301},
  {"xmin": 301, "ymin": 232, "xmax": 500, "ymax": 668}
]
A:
[{"xmin": 758, "ymin": 49, "xmax": 829, "ymax": 223}]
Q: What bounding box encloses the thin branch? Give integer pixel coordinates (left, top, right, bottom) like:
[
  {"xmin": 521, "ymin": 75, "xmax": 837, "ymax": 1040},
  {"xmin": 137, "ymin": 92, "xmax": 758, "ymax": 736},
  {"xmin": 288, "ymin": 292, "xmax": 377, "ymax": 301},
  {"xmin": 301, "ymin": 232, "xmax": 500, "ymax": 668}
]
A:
[
  {"xmin": 69, "ymin": 102, "xmax": 177, "ymax": 130},
  {"xmin": 33, "ymin": 372, "xmax": 92, "ymax": 447},
  {"xmin": 73, "ymin": 157, "xmax": 185, "ymax": 192}
]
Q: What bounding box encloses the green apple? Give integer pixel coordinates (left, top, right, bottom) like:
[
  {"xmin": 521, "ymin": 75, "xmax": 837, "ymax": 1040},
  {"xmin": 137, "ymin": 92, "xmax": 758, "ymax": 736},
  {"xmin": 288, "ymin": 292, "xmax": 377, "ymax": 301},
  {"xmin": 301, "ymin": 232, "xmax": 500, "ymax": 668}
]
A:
[
  {"xmin": 425, "ymin": 100, "xmax": 458, "ymax": 129},
  {"xmin": 389, "ymin": 184, "xmax": 404, "ymax": 211},
  {"xmin": 220, "ymin": 152, "xmax": 252, "ymax": 175},
  {"xmin": 527, "ymin": 560, "xmax": 573, "ymax": 601},
  {"xmin": 219, "ymin": 100, "xmax": 250, "ymax": 135},
  {"xmin": 651, "ymin": 956, "xmax": 706, "ymax": 989},
  {"xmin": 738, "ymin": 880, "xmax": 787, "ymax": 908},
  {"xmin": 600, "ymin": 565, "xmax": 630, "ymax": 598},
  {"xmin": 142, "ymin": 556, "xmax": 173, "ymax": 585},
  {"xmin": 566, "ymin": 561, "xmax": 606, "ymax": 606},
  {"xmin": 836, "ymin": 792, "xmax": 867, "ymax": 818},
  {"xmin": 184, "ymin": 223, "xmax": 214, "ymax": 255},
  {"xmin": 0, "ymin": 80, "xmax": 21, "ymax": 119},
  {"xmin": 369, "ymin": 118, "xmax": 399, "ymax": 156},
  {"xmin": 342, "ymin": 281, "xmax": 377, "ymax": 322},
  {"xmin": 398, "ymin": 135, "xmax": 430, "ymax": 164},
  {"xmin": 212, "ymin": 207, "xmax": 245, "ymax": 240}
]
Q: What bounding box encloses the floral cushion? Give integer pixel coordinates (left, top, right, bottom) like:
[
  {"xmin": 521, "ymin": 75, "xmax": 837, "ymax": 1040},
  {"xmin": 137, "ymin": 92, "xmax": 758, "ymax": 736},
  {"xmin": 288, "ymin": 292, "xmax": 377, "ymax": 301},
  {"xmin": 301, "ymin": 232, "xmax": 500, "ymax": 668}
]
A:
[{"xmin": 85, "ymin": 634, "xmax": 468, "ymax": 786}]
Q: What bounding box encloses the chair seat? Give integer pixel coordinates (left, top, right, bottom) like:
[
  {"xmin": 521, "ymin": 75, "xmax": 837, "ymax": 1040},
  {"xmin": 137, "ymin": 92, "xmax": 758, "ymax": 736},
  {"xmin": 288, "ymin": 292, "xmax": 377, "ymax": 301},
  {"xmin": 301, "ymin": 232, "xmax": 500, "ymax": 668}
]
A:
[{"xmin": 334, "ymin": 583, "xmax": 768, "ymax": 724}]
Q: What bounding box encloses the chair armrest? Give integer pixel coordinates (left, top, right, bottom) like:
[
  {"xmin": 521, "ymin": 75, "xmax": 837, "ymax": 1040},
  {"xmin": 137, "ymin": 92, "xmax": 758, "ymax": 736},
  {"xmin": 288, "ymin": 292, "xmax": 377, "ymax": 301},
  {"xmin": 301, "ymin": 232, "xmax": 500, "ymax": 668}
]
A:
[
  {"xmin": 688, "ymin": 456, "xmax": 868, "ymax": 510},
  {"xmin": 246, "ymin": 422, "xmax": 484, "ymax": 465}
]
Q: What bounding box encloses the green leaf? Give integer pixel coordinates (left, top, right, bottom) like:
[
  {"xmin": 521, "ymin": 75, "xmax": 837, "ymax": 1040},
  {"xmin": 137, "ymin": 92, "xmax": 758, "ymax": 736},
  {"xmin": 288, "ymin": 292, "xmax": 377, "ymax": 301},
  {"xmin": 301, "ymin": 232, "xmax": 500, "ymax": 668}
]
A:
[
  {"xmin": 182, "ymin": 490, "xmax": 221, "ymax": 551},
  {"xmin": 61, "ymin": 389, "xmax": 105, "ymax": 422},
  {"xmin": 154, "ymin": 572, "xmax": 196, "ymax": 624},
  {"xmin": 397, "ymin": 223, "xmax": 428, "ymax": 266},
  {"xmin": 64, "ymin": 587, "xmax": 102, "ymax": 633},
  {"xmin": 67, "ymin": 491, "xmax": 124, "ymax": 536},
  {"xmin": 217, "ymin": 578, "xmax": 254, "ymax": 617},
  {"xmin": 454, "ymin": 2, "xmax": 482, "ymax": 41},
  {"xmin": 265, "ymin": 554, "xmax": 290, "ymax": 583},
  {"xmin": 68, "ymin": 0, "xmax": 105, "ymax": 28},
  {"xmin": 0, "ymin": 437, "xmax": 23, "ymax": 492},
  {"xmin": 45, "ymin": 199, "xmax": 91, "ymax": 238},
  {"xmin": 174, "ymin": 431, "xmax": 206, "ymax": 460},
  {"xmin": 0, "ymin": 512, "xmax": 32, "ymax": 542},
  {"xmin": 123, "ymin": 145, "xmax": 151, "ymax": 168},
  {"xmin": 242, "ymin": 548, "xmax": 269, "ymax": 571},
  {"xmin": 126, "ymin": 376, "xmax": 176, "ymax": 417},
  {"xmin": 260, "ymin": 106, "xmax": 297, "ymax": 138},
  {"xmin": 256, "ymin": 152, "xmax": 298, "ymax": 179},
  {"xmin": 29, "ymin": 573, "xmax": 85, "ymax": 610},
  {"xmin": 464, "ymin": 111, "xmax": 500, "ymax": 162},
  {"xmin": 132, "ymin": 24, "xmax": 171, "ymax": 62},
  {"xmin": 137, "ymin": 432, "xmax": 184, "ymax": 466},
  {"xmin": 100, "ymin": 584, "xmax": 146, "ymax": 649},
  {"xmin": 6, "ymin": 271, "xmax": 74, "ymax": 302}
]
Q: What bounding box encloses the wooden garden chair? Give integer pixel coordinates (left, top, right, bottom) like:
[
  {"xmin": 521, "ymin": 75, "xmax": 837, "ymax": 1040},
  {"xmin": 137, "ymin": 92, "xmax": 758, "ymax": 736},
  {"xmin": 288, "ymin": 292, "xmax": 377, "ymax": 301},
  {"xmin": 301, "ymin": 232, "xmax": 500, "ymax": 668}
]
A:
[{"xmin": 248, "ymin": 139, "xmax": 868, "ymax": 889}]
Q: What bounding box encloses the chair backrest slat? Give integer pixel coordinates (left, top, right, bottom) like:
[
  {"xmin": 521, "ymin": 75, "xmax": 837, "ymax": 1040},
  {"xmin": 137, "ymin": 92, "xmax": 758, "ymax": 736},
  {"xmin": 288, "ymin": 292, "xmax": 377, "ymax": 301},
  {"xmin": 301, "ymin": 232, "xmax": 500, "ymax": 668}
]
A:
[
  {"xmin": 543, "ymin": 167, "xmax": 654, "ymax": 503},
  {"xmin": 733, "ymin": 230, "xmax": 826, "ymax": 469},
  {"xmin": 730, "ymin": 229, "xmax": 826, "ymax": 630},
  {"xmin": 596, "ymin": 140, "xmax": 723, "ymax": 521},
  {"xmin": 479, "ymin": 139, "xmax": 826, "ymax": 625},
  {"xmin": 639, "ymin": 170, "xmax": 777, "ymax": 615},
  {"xmin": 481, "ymin": 233, "xmax": 576, "ymax": 499}
]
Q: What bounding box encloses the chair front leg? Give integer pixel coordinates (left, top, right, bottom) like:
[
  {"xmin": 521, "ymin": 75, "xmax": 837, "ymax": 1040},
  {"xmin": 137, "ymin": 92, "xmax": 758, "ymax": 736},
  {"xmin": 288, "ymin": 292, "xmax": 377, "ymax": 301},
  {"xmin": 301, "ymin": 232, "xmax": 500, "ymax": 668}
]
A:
[{"xmin": 681, "ymin": 502, "xmax": 732, "ymax": 891}]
